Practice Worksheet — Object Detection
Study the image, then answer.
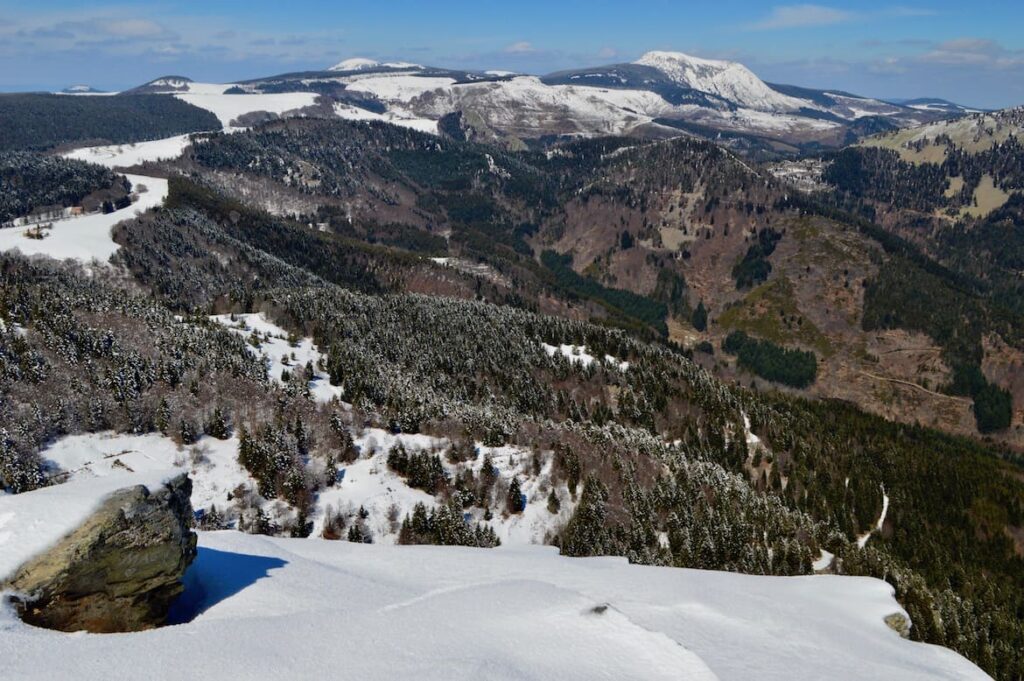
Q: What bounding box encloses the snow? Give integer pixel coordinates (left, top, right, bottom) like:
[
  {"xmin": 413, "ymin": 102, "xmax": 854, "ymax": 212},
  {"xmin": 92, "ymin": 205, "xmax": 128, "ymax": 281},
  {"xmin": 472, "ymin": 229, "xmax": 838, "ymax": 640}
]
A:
[
  {"xmin": 722, "ymin": 106, "xmax": 839, "ymax": 133},
  {"xmin": 0, "ymin": 520, "xmax": 987, "ymax": 679},
  {"xmin": 344, "ymin": 74, "xmax": 458, "ymax": 101},
  {"xmin": 333, "ymin": 102, "xmax": 438, "ymax": 134},
  {"xmin": 312, "ymin": 429, "xmax": 442, "ymax": 541},
  {"xmin": 311, "ymin": 428, "xmax": 573, "ymax": 546},
  {"xmin": 381, "ymin": 72, "xmax": 836, "ymax": 139},
  {"xmin": 542, "ymin": 342, "xmax": 629, "ymax": 371},
  {"xmin": 328, "ymin": 58, "xmax": 424, "ymax": 72},
  {"xmin": 57, "ymin": 86, "xmax": 118, "ymax": 96},
  {"xmin": 813, "ymin": 549, "xmax": 835, "ymax": 572},
  {"xmin": 741, "ymin": 412, "xmax": 762, "ymax": 449},
  {"xmin": 857, "ymin": 487, "xmax": 890, "ymax": 549},
  {"xmin": 40, "ymin": 432, "xmax": 252, "ymax": 519},
  {"xmin": 210, "ymin": 313, "xmax": 343, "ymax": 405},
  {"xmin": 175, "ymin": 91, "xmax": 319, "ymax": 128},
  {"xmin": 467, "ymin": 442, "xmax": 576, "ymax": 545},
  {"xmin": 329, "ymin": 57, "xmax": 383, "ymax": 71},
  {"xmin": 148, "ymin": 77, "xmax": 192, "ymax": 90},
  {"xmin": 0, "ymin": 466, "xmax": 180, "ymax": 581},
  {"xmin": 0, "ymin": 429, "xmax": 988, "ymax": 679},
  {"xmin": 62, "ymin": 134, "xmax": 196, "ymax": 168},
  {"xmin": 635, "ymin": 51, "xmax": 812, "ymax": 113},
  {"xmin": 0, "ymin": 174, "xmax": 168, "ymax": 263}
]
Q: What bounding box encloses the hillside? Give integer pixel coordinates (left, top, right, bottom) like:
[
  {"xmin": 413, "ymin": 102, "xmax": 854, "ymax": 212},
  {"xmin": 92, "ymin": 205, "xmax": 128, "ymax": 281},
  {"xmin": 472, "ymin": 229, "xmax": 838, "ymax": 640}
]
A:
[
  {"xmin": 0, "ymin": 94, "xmax": 221, "ymax": 152},
  {"xmin": 69, "ymin": 113, "xmax": 1024, "ymax": 447}
]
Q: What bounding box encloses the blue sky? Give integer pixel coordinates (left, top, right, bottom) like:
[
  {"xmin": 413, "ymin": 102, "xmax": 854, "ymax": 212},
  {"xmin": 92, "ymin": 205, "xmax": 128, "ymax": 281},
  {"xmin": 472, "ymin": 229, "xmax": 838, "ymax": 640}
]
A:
[{"xmin": 1, "ymin": 1, "xmax": 1022, "ymax": 108}]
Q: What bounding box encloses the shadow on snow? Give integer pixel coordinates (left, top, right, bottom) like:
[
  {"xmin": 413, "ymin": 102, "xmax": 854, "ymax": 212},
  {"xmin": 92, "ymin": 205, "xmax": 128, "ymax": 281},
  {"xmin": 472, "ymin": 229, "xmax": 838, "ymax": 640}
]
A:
[{"xmin": 167, "ymin": 546, "xmax": 287, "ymax": 624}]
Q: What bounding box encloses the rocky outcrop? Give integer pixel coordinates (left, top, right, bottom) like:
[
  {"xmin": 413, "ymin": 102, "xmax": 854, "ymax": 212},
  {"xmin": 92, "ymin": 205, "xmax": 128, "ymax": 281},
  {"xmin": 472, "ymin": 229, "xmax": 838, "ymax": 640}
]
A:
[{"xmin": 4, "ymin": 474, "xmax": 197, "ymax": 633}]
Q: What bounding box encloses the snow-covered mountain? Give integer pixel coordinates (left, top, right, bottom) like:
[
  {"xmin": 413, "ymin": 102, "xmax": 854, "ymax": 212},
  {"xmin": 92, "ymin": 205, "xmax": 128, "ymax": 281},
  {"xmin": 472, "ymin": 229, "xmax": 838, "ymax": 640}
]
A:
[
  {"xmin": 328, "ymin": 57, "xmax": 425, "ymax": 72},
  {"xmin": 634, "ymin": 51, "xmax": 808, "ymax": 113},
  {"xmin": 115, "ymin": 52, "xmax": 962, "ymax": 153},
  {"xmin": 890, "ymin": 97, "xmax": 984, "ymax": 115},
  {"xmin": 58, "ymin": 85, "xmax": 113, "ymax": 96}
]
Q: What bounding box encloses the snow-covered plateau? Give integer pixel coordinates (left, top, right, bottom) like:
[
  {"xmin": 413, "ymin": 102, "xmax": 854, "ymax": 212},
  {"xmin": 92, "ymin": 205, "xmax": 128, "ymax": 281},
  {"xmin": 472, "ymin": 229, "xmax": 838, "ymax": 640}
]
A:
[{"xmin": 0, "ymin": 431, "xmax": 990, "ymax": 680}]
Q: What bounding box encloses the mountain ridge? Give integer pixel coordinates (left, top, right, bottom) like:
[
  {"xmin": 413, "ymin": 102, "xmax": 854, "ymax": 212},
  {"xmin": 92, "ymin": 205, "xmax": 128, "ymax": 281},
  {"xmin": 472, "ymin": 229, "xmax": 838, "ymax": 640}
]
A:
[{"xmin": 94, "ymin": 50, "xmax": 963, "ymax": 155}]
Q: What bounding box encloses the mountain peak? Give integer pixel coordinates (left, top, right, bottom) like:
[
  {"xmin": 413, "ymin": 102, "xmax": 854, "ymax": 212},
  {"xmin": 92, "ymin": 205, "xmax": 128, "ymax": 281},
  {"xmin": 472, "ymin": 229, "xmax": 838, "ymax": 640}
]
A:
[
  {"xmin": 634, "ymin": 50, "xmax": 806, "ymax": 113},
  {"xmin": 59, "ymin": 85, "xmax": 107, "ymax": 95},
  {"xmin": 328, "ymin": 57, "xmax": 424, "ymax": 72},
  {"xmin": 329, "ymin": 57, "xmax": 381, "ymax": 72},
  {"xmin": 636, "ymin": 50, "xmax": 732, "ymax": 70}
]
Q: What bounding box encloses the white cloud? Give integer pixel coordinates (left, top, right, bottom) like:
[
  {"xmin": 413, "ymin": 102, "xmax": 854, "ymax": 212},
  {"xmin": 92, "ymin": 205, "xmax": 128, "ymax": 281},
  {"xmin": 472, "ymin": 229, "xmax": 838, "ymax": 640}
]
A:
[
  {"xmin": 504, "ymin": 41, "xmax": 535, "ymax": 55},
  {"xmin": 919, "ymin": 38, "xmax": 1024, "ymax": 68},
  {"xmin": 104, "ymin": 19, "xmax": 166, "ymax": 38},
  {"xmin": 746, "ymin": 4, "xmax": 854, "ymax": 30},
  {"xmin": 745, "ymin": 4, "xmax": 936, "ymax": 31}
]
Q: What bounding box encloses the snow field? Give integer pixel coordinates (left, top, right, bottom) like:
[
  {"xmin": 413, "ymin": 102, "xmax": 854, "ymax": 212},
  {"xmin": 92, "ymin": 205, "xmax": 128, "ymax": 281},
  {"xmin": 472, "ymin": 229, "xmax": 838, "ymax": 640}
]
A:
[
  {"xmin": 175, "ymin": 91, "xmax": 320, "ymax": 128},
  {"xmin": 62, "ymin": 134, "xmax": 197, "ymax": 169},
  {"xmin": 0, "ymin": 525, "xmax": 988, "ymax": 680}
]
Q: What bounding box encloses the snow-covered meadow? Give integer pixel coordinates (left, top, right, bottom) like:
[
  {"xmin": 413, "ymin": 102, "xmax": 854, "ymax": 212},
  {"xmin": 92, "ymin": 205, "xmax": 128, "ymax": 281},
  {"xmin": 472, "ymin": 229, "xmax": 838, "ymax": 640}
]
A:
[{"xmin": 0, "ymin": 174, "xmax": 168, "ymax": 262}]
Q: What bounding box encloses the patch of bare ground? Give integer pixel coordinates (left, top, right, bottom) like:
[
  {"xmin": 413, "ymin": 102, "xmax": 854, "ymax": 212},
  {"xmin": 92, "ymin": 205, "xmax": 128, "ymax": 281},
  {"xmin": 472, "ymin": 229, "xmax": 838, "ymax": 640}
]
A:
[{"xmin": 667, "ymin": 318, "xmax": 702, "ymax": 349}]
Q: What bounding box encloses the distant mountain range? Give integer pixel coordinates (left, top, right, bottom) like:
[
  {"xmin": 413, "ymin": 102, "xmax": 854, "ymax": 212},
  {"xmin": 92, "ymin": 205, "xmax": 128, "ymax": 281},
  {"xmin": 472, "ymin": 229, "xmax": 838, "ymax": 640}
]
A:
[{"xmin": 63, "ymin": 51, "xmax": 977, "ymax": 154}]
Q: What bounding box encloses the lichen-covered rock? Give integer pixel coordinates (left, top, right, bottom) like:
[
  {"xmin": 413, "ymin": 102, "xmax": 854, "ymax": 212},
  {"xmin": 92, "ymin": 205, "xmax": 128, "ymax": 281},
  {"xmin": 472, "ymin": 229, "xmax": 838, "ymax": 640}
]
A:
[{"xmin": 4, "ymin": 473, "xmax": 197, "ymax": 633}]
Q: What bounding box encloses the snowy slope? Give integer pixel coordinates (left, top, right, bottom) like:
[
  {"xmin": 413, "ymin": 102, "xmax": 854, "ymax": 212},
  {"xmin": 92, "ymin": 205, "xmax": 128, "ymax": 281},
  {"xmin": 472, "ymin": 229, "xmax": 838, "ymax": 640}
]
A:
[
  {"xmin": 0, "ymin": 174, "xmax": 168, "ymax": 262},
  {"xmin": 175, "ymin": 91, "xmax": 319, "ymax": 128},
  {"xmin": 210, "ymin": 313, "xmax": 344, "ymax": 405},
  {"xmin": 397, "ymin": 75, "xmax": 670, "ymax": 136},
  {"xmin": 333, "ymin": 101, "xmax": 439, "ymax": 134},
  {"xmin": 33, "ymin": 419, "xmax": 572, "ymax": 548},
  {"xmin": 635, "ymin": 51, "xmax": 811, "ymax": 113},
  {"xmin": 62, "ymin": 134, "xmax": 196, "ymax": 169},
  {"xmin": 40, "ymin": 432, "xmax": 253, "ymax": 519},
  {"xmin": 0, "ymin": 516, "xmax": 988, "ymax": 680}
]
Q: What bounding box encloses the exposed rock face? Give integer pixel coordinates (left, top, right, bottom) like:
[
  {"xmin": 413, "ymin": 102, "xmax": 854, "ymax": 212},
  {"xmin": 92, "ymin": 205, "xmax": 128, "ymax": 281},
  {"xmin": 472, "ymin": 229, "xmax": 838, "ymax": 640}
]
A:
[{"xmin": 4, "ymin": 474, "xmax": 197, "ymax": 633}]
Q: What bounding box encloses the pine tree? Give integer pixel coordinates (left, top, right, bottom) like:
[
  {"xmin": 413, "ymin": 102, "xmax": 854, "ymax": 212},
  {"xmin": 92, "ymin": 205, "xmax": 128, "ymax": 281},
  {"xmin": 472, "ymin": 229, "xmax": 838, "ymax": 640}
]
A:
[
  {"xmin": 507, "ymin": 477, "xmax": 525, "ymax": 514},
  {"xmin": 561, "ymin": 476, "xmax": 608, "ymax": 557},
  {"xmin": 179, "ymin": 418, "xmax": 199, "ymax": 445},
  {"xmin": 155, "ymin": 397, "xmax": 172, "ymax": 435},
  {"xmin": 692, "ymin": 300, "xmax": 708, "ymax": 332},
  {"xmin": 547, "ymin": 488, "xmax": 561, "ymax": 514},
  {"xmin": 205, "ymin": 406, "xmax": 231, "ymax": 440}
]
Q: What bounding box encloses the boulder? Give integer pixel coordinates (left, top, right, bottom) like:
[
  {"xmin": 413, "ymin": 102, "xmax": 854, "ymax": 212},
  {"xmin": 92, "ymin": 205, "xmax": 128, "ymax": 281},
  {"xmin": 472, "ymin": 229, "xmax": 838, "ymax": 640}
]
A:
[{"xmin": 4, "ymin": 473, "xmax": 197, "ymax": 633}]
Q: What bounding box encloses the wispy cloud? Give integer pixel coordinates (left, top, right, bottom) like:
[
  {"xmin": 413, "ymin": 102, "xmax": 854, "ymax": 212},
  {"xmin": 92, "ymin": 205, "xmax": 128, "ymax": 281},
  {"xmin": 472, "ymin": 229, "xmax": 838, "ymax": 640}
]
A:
[
  {"xmin": 919, "ymin": 38, "xmax": 1024, "ymax": 68},
  {"xmin": 745, "ymin": 5, "xmax": 854, "ymax": 30},
  {"xmin": 745, "ymin": 4, "xmax": 936, "ymax": 31},
  {"xmin": 504, "ymin": 41, "xmax": 535, "ymax": 55}
]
